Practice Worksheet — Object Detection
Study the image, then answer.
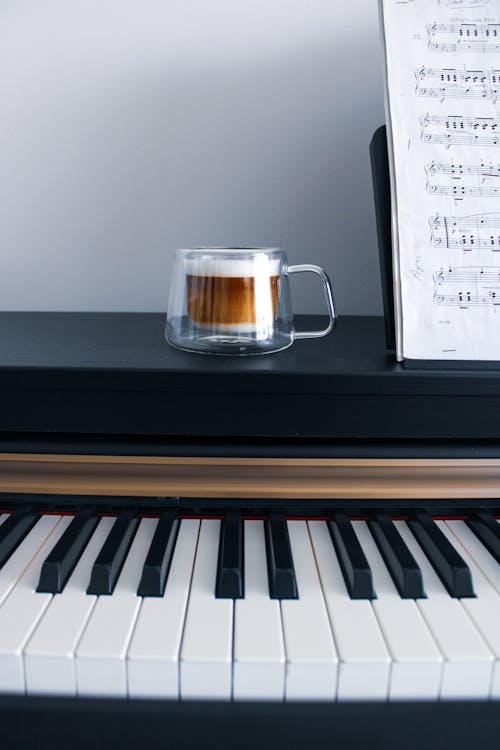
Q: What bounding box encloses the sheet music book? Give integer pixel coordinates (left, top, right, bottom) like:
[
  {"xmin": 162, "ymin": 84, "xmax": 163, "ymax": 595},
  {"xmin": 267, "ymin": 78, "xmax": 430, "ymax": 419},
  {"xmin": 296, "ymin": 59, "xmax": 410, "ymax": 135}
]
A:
[{"xmin": 380, "ymin": 0, "xmax": 500, "ymax": 363}]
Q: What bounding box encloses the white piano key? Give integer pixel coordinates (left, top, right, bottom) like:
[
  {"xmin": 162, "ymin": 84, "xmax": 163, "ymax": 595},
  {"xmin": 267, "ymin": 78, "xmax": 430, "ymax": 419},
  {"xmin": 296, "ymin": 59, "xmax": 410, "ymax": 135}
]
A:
[
  {"xmin": 352, "ymin": 521, "xmax": 442, "ymax": 699},
  {"xmin": 24, "ymin": 516, "xmax": 115, "ymax": 695},
  {"xmin": 441, "ymin": 520, "xmax": 500, "ymax": 698},
  {"xmin": 395, "ymin": 521, "xmax": 493, "ymax": 699},
  {"xmin": 75, "ymin": 518, "xmax": 156, "ymax": 697},
  {"xmin": 233, "ymin": 520, "xmax": 285, "ymax": 700},
  {"xmin": 180, "ymin": 519, "xmax": 233, "ymax": 700},
  {"xmin": 281, "ymin": 521, "xmax": 337, "ymax": 701},
  {"xmin": 0, "ymin": 515, "xmax": 58, "ymax": 608},
  {"xmin": 308, "ymin": 520, "xmax": 390, "ymax": 700},
  {"xmin": 127, "ymin": 519, "xmax": 199, "ymax": 699},
  {"xmin": 0, "ymin": 514, "xmax": 69, "ymax": 693}
]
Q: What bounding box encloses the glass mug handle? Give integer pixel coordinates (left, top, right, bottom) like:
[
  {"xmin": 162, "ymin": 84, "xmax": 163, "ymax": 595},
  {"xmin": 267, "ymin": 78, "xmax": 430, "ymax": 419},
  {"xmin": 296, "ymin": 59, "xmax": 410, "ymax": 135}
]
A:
[{"xmin": 285, "ymin": 264, "xmax": 337, "ymax": 339}]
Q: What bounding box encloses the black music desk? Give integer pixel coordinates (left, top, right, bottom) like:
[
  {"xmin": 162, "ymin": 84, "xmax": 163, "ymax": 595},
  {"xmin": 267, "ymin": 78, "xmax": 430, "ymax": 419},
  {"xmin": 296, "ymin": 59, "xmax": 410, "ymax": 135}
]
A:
[{"xmin": 0, "ymin": 311, "xmax": 499, "ymax": 447}]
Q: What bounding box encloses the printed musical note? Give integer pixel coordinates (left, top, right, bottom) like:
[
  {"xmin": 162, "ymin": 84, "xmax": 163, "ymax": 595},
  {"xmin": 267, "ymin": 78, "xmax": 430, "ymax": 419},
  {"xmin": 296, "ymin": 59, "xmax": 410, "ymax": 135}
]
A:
[
  {"xmin": 430, "ymin": 212, "xmax": 500, "ymax": 250},
  {"xmin": 416, "ymin": 67, "xmax": 500, "ymax": 101},
  {"xmin": 425, "ymin": 161, "xmax": 500, "ymax": 198},
  {"xmin": 420, "ymin": 114, "xmax": 500, "ymax": 147},
  {"xmin": 433, "ymin": 265, "xmax": 500, "ymax": 306},
  {"xmin": 428, "ymin": 22, "xmax": 500, "ymax": 53}
]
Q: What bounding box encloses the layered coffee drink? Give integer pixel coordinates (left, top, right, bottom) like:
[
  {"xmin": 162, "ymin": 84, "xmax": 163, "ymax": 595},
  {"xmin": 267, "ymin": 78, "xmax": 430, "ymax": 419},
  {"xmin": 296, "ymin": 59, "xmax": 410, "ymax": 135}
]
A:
[
  {"xmin": 186, "ymin": 258, "xmax": 279, "ymax": 332},
  {"xmin": 166, "ymin": 246, "xmax": 335, "ymax": 354}
]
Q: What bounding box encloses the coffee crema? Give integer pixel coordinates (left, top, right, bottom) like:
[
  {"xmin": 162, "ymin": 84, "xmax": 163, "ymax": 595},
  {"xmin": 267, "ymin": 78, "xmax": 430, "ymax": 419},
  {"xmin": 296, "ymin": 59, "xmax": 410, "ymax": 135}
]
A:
[{"xmin": 186, "ymin": 274, "xmax": 279, "ymax": 326}]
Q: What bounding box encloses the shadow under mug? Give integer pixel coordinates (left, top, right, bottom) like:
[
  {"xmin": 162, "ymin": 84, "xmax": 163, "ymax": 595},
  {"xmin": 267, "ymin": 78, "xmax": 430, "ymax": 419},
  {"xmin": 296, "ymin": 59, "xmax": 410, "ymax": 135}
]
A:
[{"xmin": 165, "ymin": 247, "xmax": 336, "ymax": 355}]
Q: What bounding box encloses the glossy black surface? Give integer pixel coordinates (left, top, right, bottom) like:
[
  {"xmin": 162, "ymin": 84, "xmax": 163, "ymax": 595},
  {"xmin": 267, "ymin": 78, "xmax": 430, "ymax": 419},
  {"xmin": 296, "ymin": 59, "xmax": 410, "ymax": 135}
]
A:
[
  {"xmin": 215, "ymin": 511, "xmax": 244, "ymax": 599},
  {"xmin": 37, "ymin": 512, "xmax": 99, "ymax": 594},
  {"xmin": 264, "ymin": 514, "xmax": 298, "ymax": 600},
  {"xmin": 466, "ymin": 512, "xmax": 500, "ymax": 565},
  {"xmin": 87, "ymin": 514, "xmax": 139, "ymax": 595},
  {"xmin": 328, "ymin": 513, "xmax": 375, "ymax": 600},
  {"xmin": 137, "ymin": 512, "xmax": 180, "ymax": 597},
  {"xmin": 408, "ymin": 512, "xmax": 474, "ymax": 598},
  {"xmin": 0, "ymin": 511, "xmax": 38, "ymax": 569},
  {"xmin": 368, "ymin": 514, "xmax": 425, "ymax": 599}
]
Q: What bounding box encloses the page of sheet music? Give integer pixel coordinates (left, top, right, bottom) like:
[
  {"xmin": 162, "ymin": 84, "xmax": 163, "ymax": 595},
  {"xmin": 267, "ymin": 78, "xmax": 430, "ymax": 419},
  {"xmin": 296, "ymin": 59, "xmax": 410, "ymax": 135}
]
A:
[{"xmin": 381, "ymin": 0, "xmax": 500, "ymax": 361}]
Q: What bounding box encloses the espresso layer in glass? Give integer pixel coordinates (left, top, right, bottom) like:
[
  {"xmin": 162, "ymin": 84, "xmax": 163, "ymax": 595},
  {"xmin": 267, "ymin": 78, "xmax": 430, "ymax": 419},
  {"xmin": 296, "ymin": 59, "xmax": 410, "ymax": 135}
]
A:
[{"xmin": 186, "ymin": 274, "xmax": 279, "ymax": 326}]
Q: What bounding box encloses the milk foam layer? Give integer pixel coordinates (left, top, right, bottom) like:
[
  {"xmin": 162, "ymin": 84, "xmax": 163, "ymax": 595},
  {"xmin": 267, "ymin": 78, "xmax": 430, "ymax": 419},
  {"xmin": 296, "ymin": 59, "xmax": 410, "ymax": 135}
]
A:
[{"xmin": 184, "ymin": 257, "xmax": 280, "ymax": 278}]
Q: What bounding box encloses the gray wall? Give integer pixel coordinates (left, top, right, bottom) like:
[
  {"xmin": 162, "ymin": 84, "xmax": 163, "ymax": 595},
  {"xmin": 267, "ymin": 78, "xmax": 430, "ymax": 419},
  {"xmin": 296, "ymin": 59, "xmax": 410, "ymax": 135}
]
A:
[{"xmin": 0, "ymin": 0, "xmax": 385, "ymax": 315}]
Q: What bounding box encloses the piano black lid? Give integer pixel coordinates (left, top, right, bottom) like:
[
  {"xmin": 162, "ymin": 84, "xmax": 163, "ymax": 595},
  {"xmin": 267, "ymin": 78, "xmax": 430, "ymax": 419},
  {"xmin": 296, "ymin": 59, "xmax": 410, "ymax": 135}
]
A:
[{"xmin": 0, "ymin": 311, "xmax": 499, "ymax": 442}]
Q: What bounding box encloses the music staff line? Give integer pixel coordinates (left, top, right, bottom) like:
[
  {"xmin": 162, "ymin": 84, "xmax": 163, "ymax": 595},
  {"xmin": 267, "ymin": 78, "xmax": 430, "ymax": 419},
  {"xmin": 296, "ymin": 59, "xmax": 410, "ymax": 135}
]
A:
[
  {"xmin": 430, "ymin": 212, "xmax": 500, "ymax": 251},
  {"xmin": 420, "ymin": 115, "xmax": 500, "ymax": 147},
  {"xmin": 415, "ymin": 67, "xmax": 500, "ymax": 102},
  {"xmin": 433, "ymin": 265, "xmax": 500, "ymax": 306},
  {"xmin": 425, "ymin": 161, "xmax": 500, "ymax": 198},
  {"xmin": 435, "ymin": 292, "xmax": 499, "ymax": 304},
  {"xmin": 428, "ymin": 22, "xmax": 500, "ymax": 53},
  {"xmin": 428, "ymin": 184, "xmax": 500, "ymax": 197},
  {"xmin": 434, "ymin": 266, "xmax": 500, "ymax": 284},
  {"xmin": 426, "ymin": 161, "xmax": 500, "ymax": 178},
  {"xmin": 436, "ymin": 1, "xmax": 489, "ymax": 8}
]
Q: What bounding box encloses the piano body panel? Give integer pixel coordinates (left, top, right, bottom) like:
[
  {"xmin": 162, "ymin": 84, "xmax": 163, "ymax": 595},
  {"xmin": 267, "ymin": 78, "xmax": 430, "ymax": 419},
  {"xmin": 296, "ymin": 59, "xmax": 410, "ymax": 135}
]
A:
[
  {"xmin": 0, "ymin": 696, "xmax": 494, "ymax": 750},
  {"xmin": 3, "ymin": 389, "xmax": 500, "ymax": 441},
  {"xmin": 1, "ymin": 313, "xmax": 500, "ymax": 441}
]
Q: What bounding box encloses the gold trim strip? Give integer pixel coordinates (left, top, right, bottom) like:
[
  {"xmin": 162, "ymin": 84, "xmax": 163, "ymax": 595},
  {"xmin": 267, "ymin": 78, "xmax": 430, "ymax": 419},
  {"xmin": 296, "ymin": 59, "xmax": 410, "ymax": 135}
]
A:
[
  {"xmin": 3, "ymin": 454, "xmax": 500, "ymax": 467},
  {"xmin": 0, "ymin": 453, "xmax": 499, "ymax": 500}
]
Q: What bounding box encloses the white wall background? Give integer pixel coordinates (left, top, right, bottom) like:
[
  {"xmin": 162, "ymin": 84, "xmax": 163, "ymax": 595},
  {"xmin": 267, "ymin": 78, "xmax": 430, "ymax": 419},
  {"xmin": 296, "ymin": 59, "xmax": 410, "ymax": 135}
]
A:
[{"xmin": 0, "ymin": 0, "xmax": 385, "ymax": 315}]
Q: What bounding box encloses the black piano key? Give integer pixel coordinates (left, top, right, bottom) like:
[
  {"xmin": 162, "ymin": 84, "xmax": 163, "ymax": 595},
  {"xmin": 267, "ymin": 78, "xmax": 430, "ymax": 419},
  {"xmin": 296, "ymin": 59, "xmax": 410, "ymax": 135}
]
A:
[
  {"xmin": 327, "ymin": 513, "xmax": 375, "ymax": 599},
  {"xmin": 137, "ymin": 512, "xmax": 180, "ymax": 597},
  {"xmin": 87, "ymin": 513, "xmax": 139, "ymax": 595},
  {"xmin": 368, "ymin": 513, "xmax": 425, "ymax": 599},
  {"xmin": 0, "ymin": 510, "xmax": 39, "ymax": 569},
  {"xmin": 407, "ymin": 511, "xmax": 475, "ymax": 598},
  {"xmin": 215, "ymin": 511, "xmax": 244, "ymax": 599},
  {"xmin": 466, "ymin": 512, "xmax": 500, "ymax": 565},
  {"xmin": 264, "ymin": 513, "xmax": 298, "ymax": 600},
  {"xmin": 37, "ymin": 511, "xmax": 100, "ymax": 594}
]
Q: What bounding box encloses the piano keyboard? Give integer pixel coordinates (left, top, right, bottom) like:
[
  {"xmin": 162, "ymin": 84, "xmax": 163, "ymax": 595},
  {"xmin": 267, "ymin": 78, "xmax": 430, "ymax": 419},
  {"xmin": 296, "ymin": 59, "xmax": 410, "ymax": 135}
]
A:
[{"xmin": 0, "ymin": 509, "xmax": 500, "ymax": 701}]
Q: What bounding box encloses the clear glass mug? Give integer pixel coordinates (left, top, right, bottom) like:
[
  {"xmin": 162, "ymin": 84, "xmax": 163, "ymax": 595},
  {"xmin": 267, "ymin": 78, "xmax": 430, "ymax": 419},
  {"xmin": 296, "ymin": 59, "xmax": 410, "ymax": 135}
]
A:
[{"xmin": 165, "ymin": 247, "xmax": 336, "ymax": 355}]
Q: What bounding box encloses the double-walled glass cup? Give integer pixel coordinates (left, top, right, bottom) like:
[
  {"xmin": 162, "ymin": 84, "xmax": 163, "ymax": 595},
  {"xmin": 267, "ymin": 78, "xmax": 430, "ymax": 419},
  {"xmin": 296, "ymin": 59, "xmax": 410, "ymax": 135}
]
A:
[{"xmin": 166, "ymin": 247, "xmax": 336, "ymax": 355}]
